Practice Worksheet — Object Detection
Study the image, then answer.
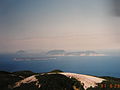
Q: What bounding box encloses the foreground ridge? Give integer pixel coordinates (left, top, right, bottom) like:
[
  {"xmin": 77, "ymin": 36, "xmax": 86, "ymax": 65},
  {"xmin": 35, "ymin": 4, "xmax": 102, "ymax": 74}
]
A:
[
  {"xmin": 12, "ymin": 72, "xmax": 105, "ymax": 90},
  {"xmin": 1, "ymin": 70, "xmax": 120, "ymax": 90}
]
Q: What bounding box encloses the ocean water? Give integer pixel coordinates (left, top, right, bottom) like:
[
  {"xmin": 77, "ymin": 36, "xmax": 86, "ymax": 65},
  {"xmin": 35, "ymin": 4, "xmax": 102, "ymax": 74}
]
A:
[{"xmin": 0, "ymin": 54, "xmax": 120, "ymax": 78}]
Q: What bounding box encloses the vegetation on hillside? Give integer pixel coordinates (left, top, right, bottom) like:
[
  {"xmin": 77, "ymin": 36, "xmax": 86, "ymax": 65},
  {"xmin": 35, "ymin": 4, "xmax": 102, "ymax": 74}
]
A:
[{"xmin": 0, "ymin": 70, "xmax": 120, "ymax": 90}]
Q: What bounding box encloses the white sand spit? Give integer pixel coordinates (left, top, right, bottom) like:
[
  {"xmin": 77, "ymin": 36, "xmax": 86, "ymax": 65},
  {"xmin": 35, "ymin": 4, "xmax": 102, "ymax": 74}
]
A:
[{"xmin": 61, "ymin": 72, "xmax": 105, "ymax": 90}]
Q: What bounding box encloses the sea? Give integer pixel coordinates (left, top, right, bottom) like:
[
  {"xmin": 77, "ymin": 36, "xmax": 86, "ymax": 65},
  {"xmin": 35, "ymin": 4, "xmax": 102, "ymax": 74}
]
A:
[{"xmin": 0, "ymin": 54, "xmax": 120, "ymax": 78}]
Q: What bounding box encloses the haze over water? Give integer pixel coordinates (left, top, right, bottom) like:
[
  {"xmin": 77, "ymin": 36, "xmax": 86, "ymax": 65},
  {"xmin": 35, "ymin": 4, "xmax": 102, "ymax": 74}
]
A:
[
  {"xmin": 0, "ymin": 0, "xmax": 120, "ymax": 78},
  {"xmin": 0, "ymin": 0, "xmax": 120, "ymax": 53}
]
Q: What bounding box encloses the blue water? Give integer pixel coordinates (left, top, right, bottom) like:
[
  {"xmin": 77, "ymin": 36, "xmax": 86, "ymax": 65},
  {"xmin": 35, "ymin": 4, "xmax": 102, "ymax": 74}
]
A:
[{"xmin": 0, "ymin": 54, "xmax": 120, "ymax": 78}]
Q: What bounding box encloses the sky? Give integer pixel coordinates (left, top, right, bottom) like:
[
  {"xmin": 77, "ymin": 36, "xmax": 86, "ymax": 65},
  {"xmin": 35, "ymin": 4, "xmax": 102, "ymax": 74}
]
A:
[{"xmin": 0, "ymin": 0, "xmax": 120, "ymax": 53}]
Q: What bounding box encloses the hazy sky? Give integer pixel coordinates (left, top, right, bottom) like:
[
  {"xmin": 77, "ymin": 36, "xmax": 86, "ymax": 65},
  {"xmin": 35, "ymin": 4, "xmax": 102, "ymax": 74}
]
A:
[{"xmin": 0, "ymin": 0, "xmax": 120, "ymax": 53}]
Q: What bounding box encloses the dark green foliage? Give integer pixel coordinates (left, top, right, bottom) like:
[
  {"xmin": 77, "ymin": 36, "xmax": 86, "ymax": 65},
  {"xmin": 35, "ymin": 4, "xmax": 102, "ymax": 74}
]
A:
[
  {"xmin": 13, "ymin": 82, "xmax": 39, "ymax": 90},
  {"xmin": 0, "ymin": 71, "xmax": 11, "ymax": 74},
  {"xmin": 49, "ymin": 69, "xmax": 63, "ymax": 73},
  {"xmin": 0, "ymin": 71, "xmax": 23, "ymax": 90},
  {"xmin": 101, "ymin": 76, "xmax": 120, "ymax": 82},
  {"xmin": 36, "ymin": 74, "xmax": 74, "ymax": 90},
  {"xmin": 71, "ymin": 77, "xmax": 84, "ymax": 90}
]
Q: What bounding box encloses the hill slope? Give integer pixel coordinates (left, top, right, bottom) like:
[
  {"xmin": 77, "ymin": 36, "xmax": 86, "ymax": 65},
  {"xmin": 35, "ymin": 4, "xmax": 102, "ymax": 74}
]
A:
[{"xmin": 0, "ymin": 70, "xmax": 120, "ymax": 90}]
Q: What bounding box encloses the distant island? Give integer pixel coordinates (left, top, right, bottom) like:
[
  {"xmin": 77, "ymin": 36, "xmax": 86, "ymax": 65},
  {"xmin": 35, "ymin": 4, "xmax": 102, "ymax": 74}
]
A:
[
  {"xmin": 46, "ymin": 50, "xmax": 105, "ymax": 56},
  {"xmin": 16, "ymin": 50, "xmax": 106, "ymax": 57},
  {"xmin": 13, "ymin": 50, "xmax": 105, "ymax": 61},
  {"xmin": 0, "ymin": 70, "xmax": 120, "ymax": 90}
]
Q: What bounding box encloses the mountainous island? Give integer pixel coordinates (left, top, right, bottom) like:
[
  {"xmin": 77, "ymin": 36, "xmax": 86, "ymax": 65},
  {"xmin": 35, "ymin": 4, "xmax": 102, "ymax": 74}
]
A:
[
  {"xmin": 13, "ymin": 50, "xmax": 106, "ymax": 61},
  {"xmin": 16, "ymin": 50, "xmax": 105, "ymax": 56},
  {"xmin": 0, "ymin": 70, "xmax": 120, "ymax": 90},
  {"xmin": 46, "ymin": 50, "xmax": 105, "ymax": 56}
]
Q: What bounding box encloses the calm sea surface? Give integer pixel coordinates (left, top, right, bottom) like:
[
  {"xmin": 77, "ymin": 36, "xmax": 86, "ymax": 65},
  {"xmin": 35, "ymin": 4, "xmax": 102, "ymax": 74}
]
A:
[{"xmin": 0, "ymin": 54, "xmax": 120, "ymax": 77}]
